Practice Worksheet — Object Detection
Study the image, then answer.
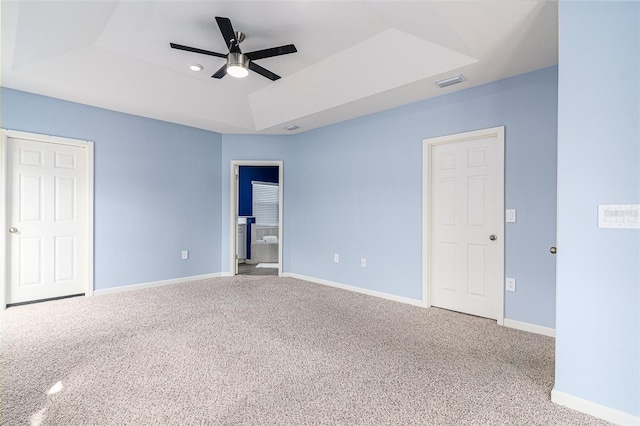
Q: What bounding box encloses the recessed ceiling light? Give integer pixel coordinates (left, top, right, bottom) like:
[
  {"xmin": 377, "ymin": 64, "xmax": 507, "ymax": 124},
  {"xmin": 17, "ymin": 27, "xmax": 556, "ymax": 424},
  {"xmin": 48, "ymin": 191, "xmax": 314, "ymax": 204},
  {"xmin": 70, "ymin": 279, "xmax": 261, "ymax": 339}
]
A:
[
  {"xmin": 435, "ymin": 74, "xmax": 465, "ymax": 88},
  {"xmin": 189, "ymin": 63, "xmax": 203, "ymax": 72},
  {"xmin": 283, "ymin": 124, "xmax": 300, "ymax": 131}
]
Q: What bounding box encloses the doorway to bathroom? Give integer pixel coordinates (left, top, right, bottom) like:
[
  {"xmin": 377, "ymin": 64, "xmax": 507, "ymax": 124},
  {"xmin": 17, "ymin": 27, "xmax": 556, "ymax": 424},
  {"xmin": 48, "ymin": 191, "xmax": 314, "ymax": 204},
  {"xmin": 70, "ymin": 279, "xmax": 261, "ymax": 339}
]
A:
[{"xmin": 229, "ymin": 161, "xmax": 283, "ymax": 276}]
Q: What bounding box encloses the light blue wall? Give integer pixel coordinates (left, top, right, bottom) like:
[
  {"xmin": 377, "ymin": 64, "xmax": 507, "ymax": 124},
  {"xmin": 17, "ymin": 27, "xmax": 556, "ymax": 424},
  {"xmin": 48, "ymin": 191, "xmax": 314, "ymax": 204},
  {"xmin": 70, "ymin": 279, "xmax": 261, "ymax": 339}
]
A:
[
  {"xmin": 220, "ymin": 66, "xmax": 559, "ymax": 327},
  {"xmin": 3, "ymin": 67, "xmax": 560, "ymax": 330},
  {"xmin": 555, "ymin": 1, "xmax": 639, "ymax": 417},
  {"xmin": 1, "ymin": 88, "xmax": 223, "ymax": 290},
  {"xmin": 292, "ymin": 67, "xmax": 558, "ymax": 324}
]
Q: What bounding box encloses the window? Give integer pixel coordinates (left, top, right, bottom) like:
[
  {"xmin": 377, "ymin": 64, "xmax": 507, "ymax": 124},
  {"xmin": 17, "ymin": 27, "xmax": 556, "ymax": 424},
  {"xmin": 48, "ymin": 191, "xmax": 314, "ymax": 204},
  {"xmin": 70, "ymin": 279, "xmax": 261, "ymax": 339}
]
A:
[{"xmin": 252, "ymin": 181, "xmax": 279, "ymax": 226}]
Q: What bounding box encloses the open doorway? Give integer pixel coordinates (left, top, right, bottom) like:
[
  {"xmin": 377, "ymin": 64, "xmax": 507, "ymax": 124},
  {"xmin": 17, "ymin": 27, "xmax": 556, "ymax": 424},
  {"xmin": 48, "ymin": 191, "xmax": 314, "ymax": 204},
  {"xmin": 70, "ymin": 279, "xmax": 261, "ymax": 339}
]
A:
[{"xmin": 229, "ymin": 161, "xmax": 283, "ymax": 276}]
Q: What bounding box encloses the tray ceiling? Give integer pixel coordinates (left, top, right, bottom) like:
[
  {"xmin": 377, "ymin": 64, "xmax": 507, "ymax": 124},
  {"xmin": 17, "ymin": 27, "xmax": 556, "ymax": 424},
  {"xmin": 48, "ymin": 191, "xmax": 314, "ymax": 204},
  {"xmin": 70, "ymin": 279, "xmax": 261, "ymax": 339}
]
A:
[{"xmin": 1, "ymin": 1, "xmax": 558, "ymax": 134}]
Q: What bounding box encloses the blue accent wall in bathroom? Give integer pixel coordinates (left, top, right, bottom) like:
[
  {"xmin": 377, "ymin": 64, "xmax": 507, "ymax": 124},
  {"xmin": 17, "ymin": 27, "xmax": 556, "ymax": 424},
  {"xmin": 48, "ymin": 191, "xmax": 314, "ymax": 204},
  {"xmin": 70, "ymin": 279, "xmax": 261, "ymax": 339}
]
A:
[
  {"xmin": 238, "ymin": 166, "xmax": 279, "ymax": 260},
  {"xmin": 238, "ymin": 166, "xmax": 279, "ymax": 217}
]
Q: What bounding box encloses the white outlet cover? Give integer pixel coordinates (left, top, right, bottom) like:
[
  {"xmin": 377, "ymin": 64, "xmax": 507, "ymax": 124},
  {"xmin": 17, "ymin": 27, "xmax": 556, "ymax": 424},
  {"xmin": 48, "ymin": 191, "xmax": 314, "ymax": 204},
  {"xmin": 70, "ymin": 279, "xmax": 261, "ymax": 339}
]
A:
[
  {"xmin": 181, "ymin": 250, "xmax": 189, "ymax": 260},
  {"xmin": 505, "ymin": 277, "xmax": 516, "ymax": 292},
  {"xmin": 361, "ymin": 258, "xmax": 367, "ymax": 267},
  {"xmin": 334, "ymin": 253, "xmax": 340, "ymax": 263}
]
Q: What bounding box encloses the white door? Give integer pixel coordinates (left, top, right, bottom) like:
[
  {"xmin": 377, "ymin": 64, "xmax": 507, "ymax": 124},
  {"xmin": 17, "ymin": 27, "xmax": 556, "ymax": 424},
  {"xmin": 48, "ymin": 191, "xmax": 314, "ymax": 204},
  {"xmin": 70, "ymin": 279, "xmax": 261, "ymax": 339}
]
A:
[
  {"xmin": 425, "ymin": 127, "xmax": 504, "ymax": 320},
  {"xmin": 6, "ymin": 136, "xmax": 88, "ymax": 304}
]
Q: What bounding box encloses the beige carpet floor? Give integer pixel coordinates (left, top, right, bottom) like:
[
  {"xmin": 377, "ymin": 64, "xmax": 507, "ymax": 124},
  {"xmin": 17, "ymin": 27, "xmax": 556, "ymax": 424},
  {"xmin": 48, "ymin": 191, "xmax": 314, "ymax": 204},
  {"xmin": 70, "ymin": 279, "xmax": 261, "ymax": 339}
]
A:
[{"xmin": 1, "ymin": 275, "xmax": 608, "ymax": 425}]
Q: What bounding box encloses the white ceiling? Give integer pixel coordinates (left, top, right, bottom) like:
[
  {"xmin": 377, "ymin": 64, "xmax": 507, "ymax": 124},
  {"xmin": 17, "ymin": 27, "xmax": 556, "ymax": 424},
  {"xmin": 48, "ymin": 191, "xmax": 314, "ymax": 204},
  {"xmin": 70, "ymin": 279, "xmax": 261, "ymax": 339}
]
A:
[{"xmin": 1, "ymin": 1, "xmax": 558, "ymax": 135}]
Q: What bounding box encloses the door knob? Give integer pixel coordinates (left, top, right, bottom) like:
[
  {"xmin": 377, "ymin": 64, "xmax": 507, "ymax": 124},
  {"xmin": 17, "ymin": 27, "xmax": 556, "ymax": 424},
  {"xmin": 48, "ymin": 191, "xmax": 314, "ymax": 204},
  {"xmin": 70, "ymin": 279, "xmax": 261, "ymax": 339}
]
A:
[
  {"xmin": 489, "ymin": 234, "xmax": 497, "ymax": 241},
  {"xmin": 9, "ymin": 227, "xmax": 18, "ymax": 233},
  {"xmin": 550, "ymin": 246, "xmax": 557, "ymax": 254}
]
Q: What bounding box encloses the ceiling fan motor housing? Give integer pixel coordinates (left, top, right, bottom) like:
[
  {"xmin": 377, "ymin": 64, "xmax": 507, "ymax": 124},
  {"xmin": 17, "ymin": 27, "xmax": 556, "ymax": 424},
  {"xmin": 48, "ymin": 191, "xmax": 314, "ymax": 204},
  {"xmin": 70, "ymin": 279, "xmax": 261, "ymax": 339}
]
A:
[{"xmin": 228, "ymin": 52, "xmax": 248, "ymax": 68}]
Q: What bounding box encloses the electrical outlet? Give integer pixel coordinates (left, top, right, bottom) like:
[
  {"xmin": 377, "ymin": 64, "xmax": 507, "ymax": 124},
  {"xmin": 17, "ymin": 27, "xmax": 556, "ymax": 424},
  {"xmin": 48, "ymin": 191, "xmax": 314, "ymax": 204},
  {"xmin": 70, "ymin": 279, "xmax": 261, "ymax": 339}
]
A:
[
  {"xmin": 334, "ymin": 253, "xmax": 340, "ymax": 263},
  {"xmin": 506, "ymin": 277, "xmax": 516, "ymax": 292},
  {"xmin": 181, "ymin": 250, "xmax": 189, "ymax": 260},
  {"xmin": 361, "ymin": 258, "xmax": 367, "ymax": 267}
]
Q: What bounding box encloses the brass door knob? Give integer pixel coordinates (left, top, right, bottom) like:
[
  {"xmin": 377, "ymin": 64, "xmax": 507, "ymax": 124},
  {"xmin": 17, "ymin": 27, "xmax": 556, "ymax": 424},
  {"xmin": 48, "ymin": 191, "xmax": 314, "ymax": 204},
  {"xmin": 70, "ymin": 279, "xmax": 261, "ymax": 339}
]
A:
[{"xmin": 550, "ymin": 247, "xmax": 557, "ymax": 254}]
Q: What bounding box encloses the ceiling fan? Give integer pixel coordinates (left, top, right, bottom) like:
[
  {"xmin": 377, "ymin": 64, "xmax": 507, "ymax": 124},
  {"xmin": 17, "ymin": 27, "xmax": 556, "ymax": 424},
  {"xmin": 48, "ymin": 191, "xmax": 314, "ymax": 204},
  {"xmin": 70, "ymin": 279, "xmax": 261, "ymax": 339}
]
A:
[{"xmin": 170, "ymin": 16, "xmax": 297, "ymax": 81}]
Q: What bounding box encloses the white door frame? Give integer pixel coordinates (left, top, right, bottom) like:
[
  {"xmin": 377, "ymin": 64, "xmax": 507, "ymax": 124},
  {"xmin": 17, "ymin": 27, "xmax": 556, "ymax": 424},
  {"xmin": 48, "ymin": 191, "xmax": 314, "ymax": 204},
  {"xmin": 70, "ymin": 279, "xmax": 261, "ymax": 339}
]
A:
[
  {"xmin": 229, "ymin": 160, "xmax": 283, "ymax": 276},
  {"xmin": 1, "ymin": 129, "xmax": 94, "ymax": 309},
  {"xmin": 422, "ymin": 126, "xmax": 505, "ymax": 325}
]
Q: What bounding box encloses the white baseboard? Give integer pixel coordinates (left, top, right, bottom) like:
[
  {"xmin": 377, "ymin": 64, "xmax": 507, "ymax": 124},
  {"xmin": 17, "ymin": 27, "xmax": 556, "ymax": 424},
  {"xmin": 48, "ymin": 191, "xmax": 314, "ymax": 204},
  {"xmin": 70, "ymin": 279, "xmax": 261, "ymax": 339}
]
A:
[
  {"xmin": 282, "ymin": 273, "xmax": 426, "ymax": 307},
  {"xmin": 551, "ymin": 388, "xmax": 639, "ymax": 426},
  {"xmin": 503, "ymin": 318, "xmax": 556, "ymax": 337},
  {"xmin": 93, "ymin": 273, "xmax": 224, "ymax": 296}
]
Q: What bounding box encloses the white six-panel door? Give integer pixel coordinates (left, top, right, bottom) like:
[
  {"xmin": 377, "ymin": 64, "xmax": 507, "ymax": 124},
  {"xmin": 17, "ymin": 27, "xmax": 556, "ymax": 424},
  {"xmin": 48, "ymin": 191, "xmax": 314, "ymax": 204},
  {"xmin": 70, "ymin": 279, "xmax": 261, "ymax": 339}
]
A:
[
  {"xmin": 5, "ymin": 135, "xmax": 89, "ymax": 304},
  {"xmin": 424, "ymin": 127, "xmax": 504, "ymax": 321}
]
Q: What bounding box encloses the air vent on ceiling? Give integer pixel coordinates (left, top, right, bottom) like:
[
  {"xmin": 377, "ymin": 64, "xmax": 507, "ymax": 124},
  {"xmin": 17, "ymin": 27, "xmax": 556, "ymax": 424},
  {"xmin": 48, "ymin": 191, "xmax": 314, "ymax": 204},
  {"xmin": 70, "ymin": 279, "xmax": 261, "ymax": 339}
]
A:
[
  {"xmin": 283, "ymin": 124, "xmax": 300, "ymax": 131},
  {"xmin": 435, "ymin": 74, "xmax": 465, "ymax": 88}
]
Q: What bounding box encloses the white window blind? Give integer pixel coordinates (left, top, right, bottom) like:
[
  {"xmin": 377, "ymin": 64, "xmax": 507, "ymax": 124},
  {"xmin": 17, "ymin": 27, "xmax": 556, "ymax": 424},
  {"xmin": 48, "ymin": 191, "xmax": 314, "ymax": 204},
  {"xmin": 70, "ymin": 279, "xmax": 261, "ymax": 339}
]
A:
[{"xmin": 252, "ymin": 181, "xmax": 279, "ymax": 226}]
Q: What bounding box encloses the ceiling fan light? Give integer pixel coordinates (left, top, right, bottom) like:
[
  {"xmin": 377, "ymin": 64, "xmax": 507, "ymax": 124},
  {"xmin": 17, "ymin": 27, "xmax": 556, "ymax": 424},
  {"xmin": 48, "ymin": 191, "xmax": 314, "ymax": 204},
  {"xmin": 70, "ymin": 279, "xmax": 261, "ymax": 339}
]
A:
[
  {"xmin": 227, "ymin": 65, "xmax": 249, "ymax": 78},
  {"xmin": 227, "ymin": 52, "xmax": 249, "ymax": 78}
]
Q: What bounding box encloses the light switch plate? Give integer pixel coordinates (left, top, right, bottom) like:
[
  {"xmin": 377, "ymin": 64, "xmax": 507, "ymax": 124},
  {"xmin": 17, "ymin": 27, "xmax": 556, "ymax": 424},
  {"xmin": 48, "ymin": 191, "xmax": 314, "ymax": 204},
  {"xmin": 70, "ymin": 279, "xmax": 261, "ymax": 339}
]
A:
[
  {"xmin": 506, "ymin": 209, "xmax": 516, "ymax": 223},
  {"xmin": 598, "ymin": 204, "xmax": 639, "ymax": 229},
  {"xmin": 334, "ymin": 253, "xmax": 340, "ymax": 263},
  {"xmin": 181, "ymin": 250, "xmax": 189, "ymax": 260}
]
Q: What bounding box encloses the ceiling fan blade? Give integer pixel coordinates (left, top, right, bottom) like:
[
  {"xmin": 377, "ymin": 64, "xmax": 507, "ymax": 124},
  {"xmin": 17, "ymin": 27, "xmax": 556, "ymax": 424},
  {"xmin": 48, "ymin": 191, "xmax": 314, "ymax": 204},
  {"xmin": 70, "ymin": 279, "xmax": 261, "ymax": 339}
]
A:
[
  {"xmin": 170, "ymin": 43, "xmax": 226, "ymax": 58},
  {"xmin": 249, "ymin": 62, "xmax": 280, "ymax": 81},
  {"xmin": 215, "ymin": 16, "xmax": 240, "ymax": 53},
  {"xmin": 245, "ymin": 44, "xmax": 297, "ymax": 61},
  {"xmin": 211, "ymin": 64, "xmax": 227, "ymax": 79}
]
